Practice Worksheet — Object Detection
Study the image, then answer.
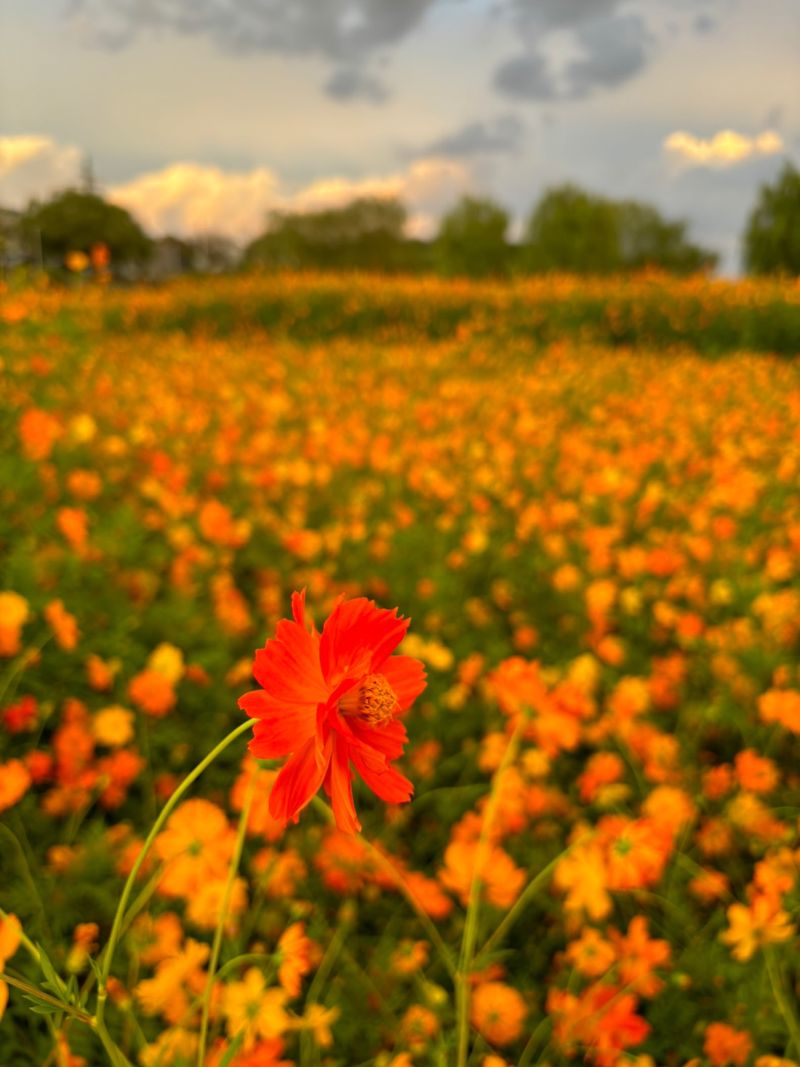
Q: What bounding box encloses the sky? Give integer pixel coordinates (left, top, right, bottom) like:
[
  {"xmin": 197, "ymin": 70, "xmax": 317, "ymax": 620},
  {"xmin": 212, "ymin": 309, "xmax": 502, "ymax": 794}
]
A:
[{"xmin": 1, "ymin": 0, "xmax": 798, "ymax": 273}]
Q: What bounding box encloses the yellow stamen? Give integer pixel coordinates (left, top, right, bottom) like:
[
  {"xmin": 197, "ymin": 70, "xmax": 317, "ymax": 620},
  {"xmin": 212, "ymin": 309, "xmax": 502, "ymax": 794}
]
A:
[{"xmin": 339, "ymin": 674, "xmax": 398, "ymax": 726}]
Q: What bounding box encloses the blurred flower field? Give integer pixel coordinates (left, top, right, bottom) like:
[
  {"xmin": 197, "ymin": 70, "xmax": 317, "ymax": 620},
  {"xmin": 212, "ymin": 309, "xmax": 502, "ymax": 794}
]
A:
[{"xmin": 1, "ymin": 273, "xmax": 800, "ymax": 1067}]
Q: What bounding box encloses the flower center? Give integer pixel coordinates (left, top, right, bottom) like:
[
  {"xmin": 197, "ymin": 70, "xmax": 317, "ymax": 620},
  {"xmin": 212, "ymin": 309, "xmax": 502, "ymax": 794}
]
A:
[{"xmin": 339, "ymin": 673, "xmax": 398, "ymax": 726}]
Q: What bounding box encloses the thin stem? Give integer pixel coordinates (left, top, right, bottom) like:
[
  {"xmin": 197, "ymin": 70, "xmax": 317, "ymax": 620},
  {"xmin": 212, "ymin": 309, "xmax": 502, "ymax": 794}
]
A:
[
  {"xmin": 97, "ymin": 719, "xmax": 253, "ymax": 1020},
  {"xmin": 309, "ymin": 795, "xmax": 456, "ymax": 979},
  {"xmin": 299, "ymin": 915, "xmax": 351, "ymax": 1067},
  {"xmin": 456, "ymin": 717, "xmax": 526, "ymax": 1067},
  {"xmin": 766, "ymin": 947, "xmax": 800, "ymax": 1056},
  {"xmin": 1, "ymin": 972, "xmax": 92, "ymax": 1024},
  {"xmin": 197, "ymin": 777, "xmax": 255, "ymax": 1067},
  {"xmin": 476, "ymin": 850, "xmax": 562, "ymax": 961}
]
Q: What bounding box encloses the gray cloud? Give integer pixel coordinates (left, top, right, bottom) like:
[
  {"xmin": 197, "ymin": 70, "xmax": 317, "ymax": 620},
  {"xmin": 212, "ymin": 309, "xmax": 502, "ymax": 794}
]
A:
[
  {"xmin": 494, "ymin": 54, "xmax": 557, "ymax": 101},
  {"xmin": 493, "ymin": 2, "xmax": 655, "ymax": 102},
  {"xmin": 324, "ymin": 67, "xmax": 389, "ymax": 103},
  {"xmin": 65, "ymin": 0, "xmax": 439, "ymax": 101},
  {"xmin": 66, "ymin": 0, "xmax": 437, "ymax": 58},
  {"xmin": 420, "ymin": 114, "xmax": 527, "ymax": 157},
  {"xmin": 566, "ymin": 15, "xmax": 651, "ymax": 97},
  {"xmin": 694, "ymin": 13, "xmax": 716, "ymax": 32}
]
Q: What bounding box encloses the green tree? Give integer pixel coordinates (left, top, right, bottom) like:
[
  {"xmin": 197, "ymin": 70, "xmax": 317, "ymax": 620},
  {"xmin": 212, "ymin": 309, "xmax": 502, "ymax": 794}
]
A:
[
  {"xmin": 21, "ymin": 189, "xmax": 152, "ymax": 269},
  {"xmin": 612, "ymin": 200, "xmax": 717, "ymax": 275},
  {"xmin": 523, "ymin": 184, "xmax": 717, "ymax": 276},
  {"xmin": 244, "ymin": 197, "xmax": 413, "ymax": 272},
  {"xmin": 524, "ymin": 184, "xmax": 621, "ymax": 274},
  {"xmin": 743, "ymin": 162, "xmax": 800, "ymax": 276},
  {"xmin": 434, "ymin": 195, "xmax": 511, "ymax": 277}
]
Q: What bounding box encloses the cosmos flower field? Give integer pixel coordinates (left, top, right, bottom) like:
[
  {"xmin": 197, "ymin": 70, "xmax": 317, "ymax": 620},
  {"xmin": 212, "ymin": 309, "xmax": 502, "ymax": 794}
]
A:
[{"xmin": 1, "ymin": 273, "xmax": 800, "ymax": 1067}]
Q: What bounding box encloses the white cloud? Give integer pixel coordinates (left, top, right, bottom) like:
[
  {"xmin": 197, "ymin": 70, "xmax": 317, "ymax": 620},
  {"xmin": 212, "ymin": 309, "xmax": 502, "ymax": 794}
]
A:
[
  {"xmin": 664, "ymin": 128, "xmax": 784, "ymax": 168},
  {"xmin": 1, "ymin": 132, "xmax": 474, "ymax": 241},
  {"xmin": 108, "ymin": 163, "xmax": 281, "ymax": 242},
  {"xmin": 288, "ymin": 158, "xmax": 472, "ymax": 236},
  {"xmin": 0, "ymin": 135, "xmax": 82, "ymax": 207},
  {"xmin": 107, "ymin": 156, "xmax": 472, "ymax": 241}
]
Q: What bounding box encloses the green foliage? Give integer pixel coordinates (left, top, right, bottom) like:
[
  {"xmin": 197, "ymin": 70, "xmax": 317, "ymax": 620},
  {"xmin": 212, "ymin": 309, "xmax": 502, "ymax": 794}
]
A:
[
  {"xmin": 21, "ymin": 190, "xmax": 152, "ymax": 267},
  {"xmin": 523, "ymin": 183, "xmax": 717, "ymax": 275},
  {"xmin": 612, "ymin": 199, "xmax": 717, "ymax": 274},
  {"xmin": 435, "ymin": 196, "xmax": 511, "ymax": 278},
  {"xmin": 524, "ymin": 184, "xmax": 622, "ymax": 274},
  {"xmin": 243, "ymin": 196, "xmax": 421, "ymax": 273},
  {"xmin": 90, "ymin": 273, "xmax": 800, "ymax": 356},
  {"xmin": 744, "ymin": 162, "xmax": 800, "ymax": 276}
]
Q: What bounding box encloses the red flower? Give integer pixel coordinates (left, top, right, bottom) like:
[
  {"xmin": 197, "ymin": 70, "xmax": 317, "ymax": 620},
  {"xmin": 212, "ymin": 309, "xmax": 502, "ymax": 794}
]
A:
[{"xmin": 239, "ymin": 592, "xmax": 426, "ymax": 833}]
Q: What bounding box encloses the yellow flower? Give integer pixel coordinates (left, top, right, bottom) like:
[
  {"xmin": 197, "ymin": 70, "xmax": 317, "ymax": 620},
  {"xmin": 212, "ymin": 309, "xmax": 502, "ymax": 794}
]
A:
[
  {"xmin": 147, "ymin": 642, "xmax": 185, "ymax": 684},
  {"xmin": 0, "ymin": 592, "xmax": 29, "ymax": 658},
  {"xmin": 223, "ymin": 968, "xmax": 288, "ymax": 1049},
  {"xmin": 290, "ymin": 1002, "xmax": 340, "ymax": 1048},
  {"xmin": 92, "ymin": 706, "xmax": 135, "ymax": 747},
  {"xmin": 721, "ymin": 895, "xmax": 794, "ymax": 961}
]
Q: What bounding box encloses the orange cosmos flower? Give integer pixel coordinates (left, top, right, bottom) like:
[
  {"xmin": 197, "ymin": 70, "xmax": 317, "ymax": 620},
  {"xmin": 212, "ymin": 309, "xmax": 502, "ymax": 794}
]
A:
[
  {"xmin": 239, "ymin": 591, "xmax": 426, "ymax": 833},
  {"xmin": 704, "ymin": 1022, "xmax": 753, "ymax": 1067},
  {"xmin": 470, "ymin": 982, "xmax": 527, "ymax": 1047}
]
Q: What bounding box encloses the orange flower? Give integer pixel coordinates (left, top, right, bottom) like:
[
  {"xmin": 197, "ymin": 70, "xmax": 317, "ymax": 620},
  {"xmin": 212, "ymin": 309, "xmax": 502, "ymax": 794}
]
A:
[
  {"xmin": 720, "ymin": 894, "xmax": 794, "ymax": 961},
  {"xmin": 578, "ymin": 752, "xmax": 625, "ymax": 803},
  {"xmin": 565, "ymin": 928, "xmax": 616, "ymax": 978},
  {"xmin": 401, "ymin": 1004, "xmax": 439, "ymax": 1050},
  {"xmin": 18, "ymin": 407, "xmax": 60, "ymax": 460},
  {"xmin": 553, "ymin": 839, "xmax": 612, "ymax": 921},
  {"xmin": 735, "ymin": 749, "xmax": 779, "ymax": 793},
  {"xmin": 759, "ymin": 689, "xmax": 800, "ymax": 733},
  {"xmin": 277, "ymin": 922, "xmax": 313, "ymax": 998},
  {"xmin": 0, "ymin": 760, "xmax": 31, "ymax": 812},
  {"xmin": 128, "ymin": 668, "xmax": 176, "ymax": 717},
  {"xmin": 44, "ymin": 599, "xmax": 79, "ymax": 651},
  {"xmin": 57, "ymin": 506, "xmax": 89, "ymax": 551},
  {"xmin": 390, "ymin": 940, "xmax": 430, "ymax": 977},
  {"xmin": 704, "ymin": 1023, "xmax": 753, "ymax": 1067},
  {"xmin": 439, "ymin": 840, "xmax": 525, "ymax": 909},
  {"xmin": 239, "ymin": 591, "xmax": 426, "ymax": 833},
  {"xmin": 231, "ymin": 758, "xmax": 284, "ymax": 841},
  {"xmin": 0, "ymin": 913, "xmax": 22, "ymax": 1023},
  {"xmin": 0, "ymin": 591, "xmax": 30, "ymax": 657},
  {"xmin": 222, "ymin": 968, "xmax": 288, "ymax": 1050},
  {"xmin": 610, "ymin": 916, "xmax": 671, "ymax": 997},
  {"xmin": 548, "ymin": 983, "xmax": 650, "ymax": 1066},
  {"xmin": 154, "ymin": 798, "xmax": 235, "ymax": 898},
  {"xmin": 470, "ymin": 982, "xmax": 527, "ymax": 1047}
]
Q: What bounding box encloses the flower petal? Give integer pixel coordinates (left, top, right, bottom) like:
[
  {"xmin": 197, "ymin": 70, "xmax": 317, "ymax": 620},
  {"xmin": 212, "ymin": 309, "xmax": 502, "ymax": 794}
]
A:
[
  {"xmin": 269, "ymin": 738, "xmax": 329, "ymax": 825},
  {"xmin": 246, "ymin": 700, "xmax": 316, "ymax": 758},
  {"xmin": 347, "ymin": 717, "xmax": 408, "ymax": 761},
  {"xmin": 325, "ymin": 738, "xmax": 361, "ymax": 834},
  {"xmin": 320, "ymin": 598, "xmax": 409, "ymax": 686},
  {"xmin": 251, "ymin": 596, "xmax": 328, "ymax": 706},
  {"xmin": 350, "ymin": 747, "xmax": 414, "ymax": 805}
]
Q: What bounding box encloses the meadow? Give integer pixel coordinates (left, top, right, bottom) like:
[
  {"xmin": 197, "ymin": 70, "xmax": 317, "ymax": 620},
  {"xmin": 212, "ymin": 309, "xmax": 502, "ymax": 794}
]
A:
[{"xmin": 1, "ymin": 272, "xmax": 799, "ymax": 1067}]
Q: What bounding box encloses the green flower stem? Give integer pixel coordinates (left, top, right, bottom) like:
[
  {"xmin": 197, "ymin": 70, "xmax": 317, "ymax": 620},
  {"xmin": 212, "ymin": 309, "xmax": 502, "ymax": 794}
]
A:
[
  {"xmin": 456, "ymin": 716, "xmax": 526, "ymax": 1067},
  {"xmin": 766, "ymin": 947, "xmax": 800, "ymax": 1056},
  {"xmin": 97, "ymin": 718, "xmax": 254, "ymax": 1030},
  {"xmin": 309, "ymin": 795, "xmax": 456, "ymax": 979},
  {"xmin": 1, "ymin": 971, "xmax": 92, "ymax": 1024},
  {"xmin": 475, "ymin": 851, "xmax": 563, "ymax": 962},
  {"xmin": 197, "ymin": 776, "xmax": 255, "ymax": 1067}
]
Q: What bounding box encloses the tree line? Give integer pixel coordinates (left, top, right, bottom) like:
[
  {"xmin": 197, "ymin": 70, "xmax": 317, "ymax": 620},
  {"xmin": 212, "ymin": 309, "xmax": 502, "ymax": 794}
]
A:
[{"xmin": 3, "ymin": 163, "xmax": 799, "ymax": 278}]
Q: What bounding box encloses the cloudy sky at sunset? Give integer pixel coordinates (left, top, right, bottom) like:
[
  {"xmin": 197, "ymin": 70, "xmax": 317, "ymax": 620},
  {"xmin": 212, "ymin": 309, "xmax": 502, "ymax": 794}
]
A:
[{"xmin": 1, "ymin": 0, "xmax": 798, "ymax": 271}]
